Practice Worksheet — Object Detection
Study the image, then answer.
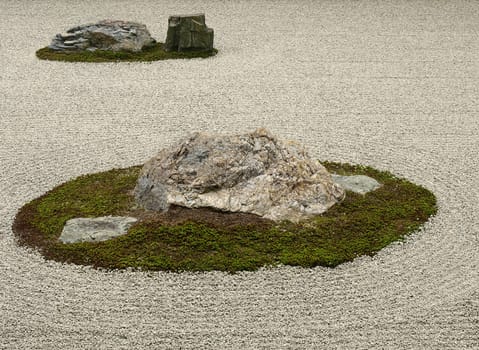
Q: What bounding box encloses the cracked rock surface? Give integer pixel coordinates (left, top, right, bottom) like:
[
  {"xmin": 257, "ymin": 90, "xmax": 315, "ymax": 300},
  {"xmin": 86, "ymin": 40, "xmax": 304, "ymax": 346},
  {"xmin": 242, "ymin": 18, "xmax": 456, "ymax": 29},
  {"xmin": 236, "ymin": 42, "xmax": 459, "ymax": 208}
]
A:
[
  {"xmin": 135, "ymin": 128, "xmax": 345, "ymax": 222},
  {"xmin": 48, "ymin": 20, "xmax": 156, "ymax": 52}
]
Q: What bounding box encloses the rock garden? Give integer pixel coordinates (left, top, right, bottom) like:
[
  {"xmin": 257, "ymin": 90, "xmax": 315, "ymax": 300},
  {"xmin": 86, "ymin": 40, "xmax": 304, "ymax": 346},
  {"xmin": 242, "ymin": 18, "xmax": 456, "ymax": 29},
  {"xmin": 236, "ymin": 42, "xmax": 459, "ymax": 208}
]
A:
[
  {"xmin": 36, "ymin": 15, "xmax": 217, "ymax": 62},
  {"xmin": 13, "ymin": 129, "xmax": 437, "ymax": 272},
  {"xmin": 21, "ymin": 14, "xmax": 438, "ymax": 273}
]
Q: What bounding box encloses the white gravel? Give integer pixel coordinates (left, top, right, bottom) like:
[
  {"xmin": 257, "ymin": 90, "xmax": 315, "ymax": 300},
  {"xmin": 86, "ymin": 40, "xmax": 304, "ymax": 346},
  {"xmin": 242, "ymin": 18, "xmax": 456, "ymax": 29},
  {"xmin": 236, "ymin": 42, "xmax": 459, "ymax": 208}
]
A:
[{"xmin": 1, "ymin": 0, "xmax": 478, "ymax": 348}]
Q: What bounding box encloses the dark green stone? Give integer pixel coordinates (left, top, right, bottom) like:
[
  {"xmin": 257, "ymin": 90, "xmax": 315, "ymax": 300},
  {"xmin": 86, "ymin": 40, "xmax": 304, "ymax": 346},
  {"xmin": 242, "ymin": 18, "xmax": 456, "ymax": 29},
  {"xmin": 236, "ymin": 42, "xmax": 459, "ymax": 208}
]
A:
[{"xmin": 165, "ymin": 14, "xmax": 214, "ymax": 52}]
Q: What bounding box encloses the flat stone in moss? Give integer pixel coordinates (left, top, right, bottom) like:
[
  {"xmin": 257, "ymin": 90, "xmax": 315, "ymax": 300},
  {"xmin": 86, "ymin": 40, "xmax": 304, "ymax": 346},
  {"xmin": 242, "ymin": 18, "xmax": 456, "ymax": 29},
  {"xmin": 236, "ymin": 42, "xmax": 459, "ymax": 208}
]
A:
[
  {"xmin": 59, "ymin": 216, "xmax": 137, "ymax": 243},
  {"xmin": 332, "ymin": 174, "xmax": 382, "ymax": 194}
]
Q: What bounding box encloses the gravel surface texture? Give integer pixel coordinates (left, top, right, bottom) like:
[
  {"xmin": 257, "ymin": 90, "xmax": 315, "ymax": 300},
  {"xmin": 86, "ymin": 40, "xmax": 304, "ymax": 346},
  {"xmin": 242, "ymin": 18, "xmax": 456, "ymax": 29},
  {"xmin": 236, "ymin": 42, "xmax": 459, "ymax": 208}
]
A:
[{"xmin": 1, "ymin": 0, "xmax": 478, "ymax": 348}]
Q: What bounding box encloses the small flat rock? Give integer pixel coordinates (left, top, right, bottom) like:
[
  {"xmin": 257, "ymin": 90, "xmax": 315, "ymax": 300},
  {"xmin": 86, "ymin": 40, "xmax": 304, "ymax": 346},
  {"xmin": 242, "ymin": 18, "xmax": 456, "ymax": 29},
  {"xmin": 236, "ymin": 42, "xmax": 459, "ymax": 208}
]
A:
[
  {"xmin": 59, "ymin": 216, "xmax": 137, "ymax": 244},
  {"xmin": 332, "ymin": 174, "xmax": 381, "ymax": 195}
]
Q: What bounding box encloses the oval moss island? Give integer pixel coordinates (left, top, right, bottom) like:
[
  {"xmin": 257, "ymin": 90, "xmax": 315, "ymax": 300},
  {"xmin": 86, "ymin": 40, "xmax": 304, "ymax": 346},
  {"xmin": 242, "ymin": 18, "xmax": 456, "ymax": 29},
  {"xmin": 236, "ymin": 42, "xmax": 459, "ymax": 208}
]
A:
[
  {"xmin": 13, "ymin": 162, "xmax": 437, "ymax": 273},
  {"xmin": 36, "ymin": 43, "xmax": 218, "ymax": 63}
]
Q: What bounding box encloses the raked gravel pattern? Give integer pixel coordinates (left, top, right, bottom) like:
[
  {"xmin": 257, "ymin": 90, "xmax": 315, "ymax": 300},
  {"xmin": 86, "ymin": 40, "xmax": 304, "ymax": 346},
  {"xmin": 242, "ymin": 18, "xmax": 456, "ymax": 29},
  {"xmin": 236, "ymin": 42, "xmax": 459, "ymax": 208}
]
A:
[{"xmin": 1, "ymin": 0, "xmax": 478, "ymax": 348}]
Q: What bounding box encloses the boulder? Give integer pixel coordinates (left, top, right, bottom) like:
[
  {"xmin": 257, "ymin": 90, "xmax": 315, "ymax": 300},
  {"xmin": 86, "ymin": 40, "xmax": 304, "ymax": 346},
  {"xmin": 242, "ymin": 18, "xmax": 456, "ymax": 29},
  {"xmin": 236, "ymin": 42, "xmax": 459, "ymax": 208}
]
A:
[
  {"xmin": 164, "ymin": 14, "xmax": 214, "ymax": 52},
  {"xmin": 59, "ymin": 216, "xmax": 137, "ymax": 243},
  {"xmin": 48, "ymin": 20, "xmax": 156, "ymax": 52},
  {"xmin": 134, "ymin": 129, "xmax": 345, "ymax": 222}
]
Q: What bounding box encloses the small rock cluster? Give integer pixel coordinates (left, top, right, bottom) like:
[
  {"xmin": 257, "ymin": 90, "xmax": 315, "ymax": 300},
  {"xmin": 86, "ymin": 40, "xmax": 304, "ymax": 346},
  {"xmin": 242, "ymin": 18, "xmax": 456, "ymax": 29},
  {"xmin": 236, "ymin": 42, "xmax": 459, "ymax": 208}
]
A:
[
  {"xmin": 135, "ymin": 129, "xmax": 345, "ymax": 222},
  {"xmin": 165, "ymin": 14, "xmax": 214, "ymax": 52},
  {"xmin": 47, "ymin": 15, "xmax": 214, "ymax": 54},
  {"xmin": 58, "ymin": 130, "xmax": 385, "ymax": 243},
  {"xmin": 48, "ymin": 20, "xmax": 156, "ymax": 52}
]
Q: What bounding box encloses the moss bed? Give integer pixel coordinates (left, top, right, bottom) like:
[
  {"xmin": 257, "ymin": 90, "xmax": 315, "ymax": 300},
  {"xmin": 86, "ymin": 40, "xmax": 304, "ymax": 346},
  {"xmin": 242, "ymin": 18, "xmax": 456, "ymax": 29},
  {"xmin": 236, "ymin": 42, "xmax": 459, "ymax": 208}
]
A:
[
  {"xmin": 13, "ymin": 162, "xmax": 437, "ymax": 273},
  {"xmin": 36, "ymin": 43, "xmax": 218, "ymax": 62}
]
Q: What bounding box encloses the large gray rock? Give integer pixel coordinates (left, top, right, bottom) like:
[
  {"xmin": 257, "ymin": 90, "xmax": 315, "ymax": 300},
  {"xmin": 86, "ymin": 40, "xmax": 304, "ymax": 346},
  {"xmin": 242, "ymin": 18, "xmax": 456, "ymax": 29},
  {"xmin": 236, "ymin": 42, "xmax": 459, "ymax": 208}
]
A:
[
  {"xmin": 48, "ymin": 20, "xmax": 156, "ymax": 52},
  {"xmin": 164, "ymin": 14, "xmax": 214, "ymax": 52},
  {"xmin": 59, "ymin": 216, "xmax": 137, "ymax": 243},
  {"xmin": 134, "ymin": 129, "xmax": 345, "ymax": 222}
]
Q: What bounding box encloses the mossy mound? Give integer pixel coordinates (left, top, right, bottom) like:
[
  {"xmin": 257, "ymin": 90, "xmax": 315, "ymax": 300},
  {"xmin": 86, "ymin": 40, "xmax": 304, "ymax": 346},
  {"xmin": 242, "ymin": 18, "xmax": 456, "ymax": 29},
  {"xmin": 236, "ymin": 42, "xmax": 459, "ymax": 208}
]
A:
[
  {"xmin": 36, "ymin": 43, "xmax": 217, "ymax": 63},
  {"xmin": 13, "ymin": 162, "xmax": 437, "ymax": 273}
]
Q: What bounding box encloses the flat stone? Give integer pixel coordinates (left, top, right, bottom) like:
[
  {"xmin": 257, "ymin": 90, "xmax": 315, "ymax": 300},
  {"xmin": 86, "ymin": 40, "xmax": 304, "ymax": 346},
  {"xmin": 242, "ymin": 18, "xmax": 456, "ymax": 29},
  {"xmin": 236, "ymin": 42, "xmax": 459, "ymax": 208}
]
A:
[
  {"xmin": 59, "ymin": 216, "xmax": 137, "ymax": 244},
  {"xmin": 135, "ymin": 129, "xmax": 345, "ymax": 222},
  {"xmin": 332, "ymin": 174, "xmax": 381, "ymax": 194}
]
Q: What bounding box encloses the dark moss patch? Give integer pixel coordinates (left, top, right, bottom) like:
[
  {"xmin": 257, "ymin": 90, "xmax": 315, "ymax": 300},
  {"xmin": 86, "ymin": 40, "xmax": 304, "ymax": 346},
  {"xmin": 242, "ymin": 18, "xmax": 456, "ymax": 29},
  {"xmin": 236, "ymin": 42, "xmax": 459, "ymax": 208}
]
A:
[
  {"xmin": 13, "ymin": 162, "xmax": 437, "ymax": 273},
  {"xmin": 36, "ymin": 43, "xmax": 217, "ymax": 63}
]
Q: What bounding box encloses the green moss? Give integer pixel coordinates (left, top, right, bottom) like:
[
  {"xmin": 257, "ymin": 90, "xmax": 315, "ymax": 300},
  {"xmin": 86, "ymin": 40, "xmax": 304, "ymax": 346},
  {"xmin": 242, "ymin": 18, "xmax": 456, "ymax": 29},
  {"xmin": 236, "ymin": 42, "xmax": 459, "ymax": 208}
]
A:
[
  {"xmin": 36, "ymin": 43, "xmax": 218, "ymax": 63},
  {"xmin": 13, "ymin": 162, "xmax": 437, "ymax": 273}
]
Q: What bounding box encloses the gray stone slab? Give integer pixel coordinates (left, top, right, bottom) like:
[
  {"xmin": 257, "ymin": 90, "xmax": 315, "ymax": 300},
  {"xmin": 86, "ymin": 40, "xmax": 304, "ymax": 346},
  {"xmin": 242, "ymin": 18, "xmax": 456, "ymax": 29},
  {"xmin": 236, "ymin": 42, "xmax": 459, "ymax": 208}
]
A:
[
  {"xmin": 332, "ymin": 174, "xmax": 382, "ymax": 194},
  {"xmin": 59, "ymin": 216, "xmax": 137, "ymax": 244}
]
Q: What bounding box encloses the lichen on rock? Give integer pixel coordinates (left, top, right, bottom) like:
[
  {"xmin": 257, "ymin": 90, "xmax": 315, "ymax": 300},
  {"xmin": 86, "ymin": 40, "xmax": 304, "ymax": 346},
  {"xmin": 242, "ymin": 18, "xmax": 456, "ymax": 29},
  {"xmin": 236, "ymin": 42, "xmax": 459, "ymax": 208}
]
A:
[{"xmin": 134, "ymin": 129, "xmax": 345, "ymax": 222}]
